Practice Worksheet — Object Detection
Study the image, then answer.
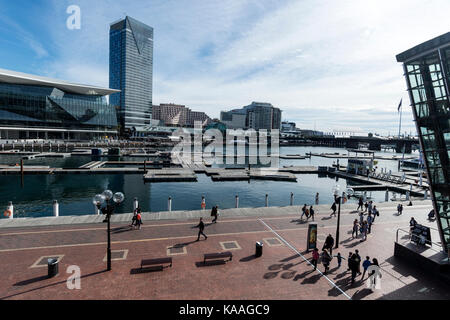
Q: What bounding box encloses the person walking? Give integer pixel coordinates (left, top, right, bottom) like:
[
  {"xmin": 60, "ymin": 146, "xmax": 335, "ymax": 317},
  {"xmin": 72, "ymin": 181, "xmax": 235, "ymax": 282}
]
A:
[
  {"xmin": 367, "ymin": 214, "xmax": 373, "ymax": 234},
  {"xmin": 361, "ymin": 221, "xmax": 368, "ymax": 241},
  {"xmin": 361, "ymin": 256, "xmax": 371, "ymax": 280},
  {"xmin": 368, "ymin": 201, "xmax": 373, "ymax": 215},
  {"xmin": 315, "ymin": 192, "xmax": 319, "ymax": 205},
  {"xmin": 364, "ymin": 202, "xmax": 369, "ymax": 213},
  {"xmin": 372, "ymin": 205, "xmax": 379, "ymax": 223},
  {"xmin": 211, "ymin": 205, "xmax": 218, "ymax": 223},
  {"xmin": 349, "ymin": 253, "xmax": 358, "ymax": 284},
  {"xmin": 312, "ymin": 248, "xmax": 319, "ymax": 270},
  {"xmin": 409, "ymin": 217, "xmax": 417, "ymax": 236},
  {"xmin": 398, "ymin": 203, "xmax": 403, "ymax": 215},
  {"xmin": 309, "ymin": 206, "xmax": 315, "ymax": 221},
  {"xmin": 322, "ymin": 234, "xmax": 335, "ymax": 256},
  {"xmin": 136, "ymin": 211, "xmax": 143, "ymax": 230},
  {"xmin": 352, "ymin": 219, "xmax": 359, "ymax": 239},
  {"xmin": 195, "ymin": 217, "xmax": 207, "ymax": 241},
  {"xmin": 301, "ymin": 204, "xmax": 307, "ymax": 220},
  {"xmin": 347, "ymin": 252, "xmax": 353, "ymax": 271},
  {"xmin": 369, "ymin": 258, "xmax": 381, "ymax": 289},
  {"xmin": 354, "ymin": 249, "xmax": 362, "ymax": 276},
  {"xmin": 359, "ymin": 211, "xmax": 364, "ymax": 225},
  {"xmin": 330, "ymin": 202, "xmax": 337, "ymax": 217},
  {"xmin": 357, "ymin": 197, "xmax": 364, "ymax": 211},
  {"xmin": 321, "ymin": 249, "xmax": 332, "ymax": 274}
]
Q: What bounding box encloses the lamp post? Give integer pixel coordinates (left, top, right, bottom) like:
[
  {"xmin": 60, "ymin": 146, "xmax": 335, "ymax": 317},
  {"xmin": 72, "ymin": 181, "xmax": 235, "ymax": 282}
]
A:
[
  {"xmin": 332, "ymin": 185, "xmax": 342, "ymax": 249},
  {"xmin": 92, "ymin": 190, "xmax": 125, "ymax": 271}
]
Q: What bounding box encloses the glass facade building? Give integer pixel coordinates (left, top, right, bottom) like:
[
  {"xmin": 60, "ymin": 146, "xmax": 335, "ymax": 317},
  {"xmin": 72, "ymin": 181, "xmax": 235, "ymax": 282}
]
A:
[
  {"xmin": 109, "ymin": 16, "xmax": 153, "ymax": 131},
  {"xmin": 397, "ymin": 32, "xmax": 450, "ymax": 251},
  {"xmin": 0, "ymin": 68, "xmax": 119, "ymax": 140}
]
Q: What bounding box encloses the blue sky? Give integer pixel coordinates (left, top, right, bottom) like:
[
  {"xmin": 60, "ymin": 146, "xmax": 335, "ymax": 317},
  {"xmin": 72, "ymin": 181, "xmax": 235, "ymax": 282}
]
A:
[{"xmin": 1, "ymin": 0, "xmax": 450, "ymax": 135}]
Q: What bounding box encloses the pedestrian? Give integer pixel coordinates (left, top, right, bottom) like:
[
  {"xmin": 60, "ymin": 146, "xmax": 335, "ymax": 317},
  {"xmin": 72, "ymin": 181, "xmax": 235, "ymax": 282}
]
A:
[
  {"xmin": 361, "ymin": 221, "xmax": 368, "ymax": 241},
  {"xmin": 334, "ymin": 252, "xmax": 345, "ymax": 268},
  {"xmin": 347, "ymin": 252, "xmax": 353, "ymax": 271},
  {"xmin": 367, "ymin": 214, "xmax": 373, "ymax": 234},
  {"xmin": 364, "ymin": 202, "xmax": 369, "ymax": 213},
  {"xmin": 354, "ymin": 250, "xmax": 362, "ymax": 275},
  {"xmin": 372, "ymin": 206, "xmax": 379, "ymax": 222},
  {"xmin": 357, "ymin": 197, "xmax": 364, "ymax": 211},
  {"xmin": 369, "ymin": 258, "xmax": 381, "ymax": 289},
  {"xmin": 368, "ymin": 201, "xmax": 373, "ymax": 215},
  {"xmin": 301, "ymin": 204, "xmax": 307, "ymax": 220},
  {"xmin": 309, "ymin": 206, "xmax": 315, "ymax": 221},
  {"xmin": 130, "ymin": 210, "xmax": 137, "ymax": 228},
  {"xmin": 321, "ymin": 249, "xmax": 332, "ymax": 274},
  {"xmin": 398, "ymin": 203, "xmax": 403, "ymax": 215},
  {"xmin": 409, "ymin": 217, "xmax": 417, "ymax": 236},
  {"xmin": 136, "ymin": 211, "xmax": 143, "ymax": 230},
  {"xmin": 305, "ymin": 206, "xmax": 310, "ymax": 220},
  {"xmin": 361, "ymin": 256, "xmax": 371, "ymax": 280},
  {"xmin": 349, "ymin": 253, "xmax": 357, "ymax": 284},
  {"xmin": 352, "ymin": 219, "xmax": 359, "ymax": 239},
  {"xmin": 315, "ymin": 192, "xmax": 319, "ymax": 205},
  {"xmin": 312, "ymin": 248, "xmax": 319, "ymax": 270},
  {"xmin": 322, "ymin": 234, "xmax": 335, "ymax": 256},
  {"xmin": 359, "ymin": 211, "xmax": 364, "ymax": 225},
  {"xmin": 195, "ymin": 217, "xmax": 207, "ymax": 241},
  {"xmin": 211, "ymin": 205, "xmax": 218, "ymax": 223},
  {"xmin": 330, "ymin": 202, "xmax": 337, "ymax": 217}
]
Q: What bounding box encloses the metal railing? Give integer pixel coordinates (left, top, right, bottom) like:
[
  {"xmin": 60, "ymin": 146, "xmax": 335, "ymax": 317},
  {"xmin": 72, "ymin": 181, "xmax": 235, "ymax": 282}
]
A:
[{"xmin": 396, "ymin": 227, "xmax": 442, "ymax": 249}]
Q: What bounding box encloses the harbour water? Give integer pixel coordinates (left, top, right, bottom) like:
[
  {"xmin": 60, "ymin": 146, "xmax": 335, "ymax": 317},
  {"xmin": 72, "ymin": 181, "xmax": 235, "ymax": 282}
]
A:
[{"xmin": 0, "ymin": 146, "xmax": 419, "ymax": 218}]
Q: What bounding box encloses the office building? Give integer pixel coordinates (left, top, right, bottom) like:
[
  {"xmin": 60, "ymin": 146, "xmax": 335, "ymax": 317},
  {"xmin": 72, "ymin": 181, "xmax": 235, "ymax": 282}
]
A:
[
  {"xmin": 109, "ymin": 16, "xmax": 153, "ymax": 131},
  {"xmin": 397, "ymin": 32, "xmax": 450, "ymax": 251},
  {"xmin": 0, "ymin": 68, "xmax": 119, "ymax": 140},
  {"xmin": 152, "ymin": 103, "xmax": 211, "ymax": 127},
  {"xmin": 221, "ymin": 102, "xmax": 281, "ymax": 130}
]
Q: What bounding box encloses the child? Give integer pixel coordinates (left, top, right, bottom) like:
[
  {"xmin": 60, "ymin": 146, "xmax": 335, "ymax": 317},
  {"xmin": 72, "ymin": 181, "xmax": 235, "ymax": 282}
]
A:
[
  {"xmin": 312, "ymin": 248, "xmax": 319, "ymax": 270},
  {"xmin": 334, "ymin": 252, "xmax": 345, "ymax": 268}
]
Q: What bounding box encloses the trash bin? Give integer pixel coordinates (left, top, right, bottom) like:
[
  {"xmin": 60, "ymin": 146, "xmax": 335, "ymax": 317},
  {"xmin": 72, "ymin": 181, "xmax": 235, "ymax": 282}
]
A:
[
  {"xmin": 47, "ymin": 258, "xmax": 59, "ymax": 278},
  {"xmin": 255, "ymin": 241, "xmax": 263, "ymax": 257}
]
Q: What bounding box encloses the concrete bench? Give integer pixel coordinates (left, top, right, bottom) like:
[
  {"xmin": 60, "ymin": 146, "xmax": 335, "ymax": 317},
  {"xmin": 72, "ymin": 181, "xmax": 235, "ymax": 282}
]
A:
[
  {"xmin": 203, "ymin": 251, "xmax": 233, "ymax": 264},
  {"xmin": 141, "ymin": 257, "xmax": 172, "ymax": 270}
]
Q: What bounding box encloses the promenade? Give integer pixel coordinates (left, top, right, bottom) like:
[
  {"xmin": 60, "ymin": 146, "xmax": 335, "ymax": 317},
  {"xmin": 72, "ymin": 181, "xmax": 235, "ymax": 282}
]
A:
[{"xmin": 0, "ymin": 200, "xmax": 449, "ymax": 300}]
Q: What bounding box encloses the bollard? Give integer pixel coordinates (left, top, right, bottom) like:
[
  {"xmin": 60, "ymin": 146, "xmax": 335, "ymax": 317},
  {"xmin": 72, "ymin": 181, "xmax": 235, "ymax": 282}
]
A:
[
  {"xmin": 53, "ymin": 200, "xmax": 59, "ymax": 217},
  {"xmin": 6, "ymin": 201, "xmax": 13, "ymax": 219},
  {"xmin": 406, "ymin": 191, "xmax": 410, "ymax": 201},
  {"xmin": 265, "ymin": 194, "xmax": 269, "ymax": 207},
  {"xmin": 385, "ymin": 190, "xmax": 389, "ymax": 202},
  {"xmin": 290, "ymin": 192, "xmax": 294, "ymax": 206},
  {"xmin": 133, "ymin": 197, "xmax": 139, "ymax": 211},
  {"xmin": 235, "ymin": 195, "xmax": 239, "ymax": 208},
  {"xmin": 168, "ymin": 197, "xmax": 172, "ymax": 212}
]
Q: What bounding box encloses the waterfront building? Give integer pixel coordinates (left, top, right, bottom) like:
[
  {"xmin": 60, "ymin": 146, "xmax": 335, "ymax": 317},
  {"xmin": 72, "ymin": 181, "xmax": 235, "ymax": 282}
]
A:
[
  {"xmin": 281, "ymin": 121, "xmax": 296, "ymax": 132},
  {"xmin": 109, "ymin": 16, "xmax": 153, "ymax": 131},
  {"xmin": 220, "ymin": 102, "xmax": 282, "ymax": 130},
  {"xmin": 397, "ymin": 32, "xmax": 450, "ymax": 250},
  {"xmin": 152, "ymin": 103, "xmax": 211, "ymax": 127},
  {"xmin": 0, "ymin": 68, "xmax": 119, "ymax": 140},
  {"xmin": 220, "ymin": 110, "xmax": 247, "ymax": 129}
]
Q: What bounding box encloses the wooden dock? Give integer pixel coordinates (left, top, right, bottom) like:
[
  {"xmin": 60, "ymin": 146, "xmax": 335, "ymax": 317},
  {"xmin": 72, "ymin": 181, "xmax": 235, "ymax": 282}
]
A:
[{"xmin": 143, "ymin": 168, "xmax": 197, "ymax": 182}]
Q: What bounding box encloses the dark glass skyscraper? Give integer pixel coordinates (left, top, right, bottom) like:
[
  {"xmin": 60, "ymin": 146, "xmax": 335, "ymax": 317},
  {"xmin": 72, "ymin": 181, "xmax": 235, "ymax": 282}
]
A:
[
  {"xmin": 397, "ymin": 32, "xmax": 450, "ymax": 251},
  {"xmin": 109, "ymin": 16, "xmax": 153, "ymax": 131}
]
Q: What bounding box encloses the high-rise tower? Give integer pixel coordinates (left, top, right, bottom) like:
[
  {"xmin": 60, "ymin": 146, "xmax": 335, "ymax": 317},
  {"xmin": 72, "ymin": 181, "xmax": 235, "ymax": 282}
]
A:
[{"xmin": 109, "ymin": 16, "xmax": 153, "ymax": 132}]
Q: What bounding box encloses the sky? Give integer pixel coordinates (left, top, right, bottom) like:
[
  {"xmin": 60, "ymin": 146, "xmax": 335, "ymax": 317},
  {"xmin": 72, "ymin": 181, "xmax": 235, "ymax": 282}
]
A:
[{"xmin": 1, "ymin": 0, "xmax": 450, "ymax": 135}]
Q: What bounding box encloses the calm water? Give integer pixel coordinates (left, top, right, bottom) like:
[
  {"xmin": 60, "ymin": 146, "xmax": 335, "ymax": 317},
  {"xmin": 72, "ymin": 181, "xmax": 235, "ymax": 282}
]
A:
[{"xmin": 0, "ymin": 146, "xmax": 418, "ymax": 218}]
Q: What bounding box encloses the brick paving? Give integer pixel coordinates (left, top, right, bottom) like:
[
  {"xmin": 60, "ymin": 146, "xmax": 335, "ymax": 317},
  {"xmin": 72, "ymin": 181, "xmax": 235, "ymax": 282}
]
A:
[{"xmin": 0, "ymin": 200, "xmax": 449, "ymax": 300}]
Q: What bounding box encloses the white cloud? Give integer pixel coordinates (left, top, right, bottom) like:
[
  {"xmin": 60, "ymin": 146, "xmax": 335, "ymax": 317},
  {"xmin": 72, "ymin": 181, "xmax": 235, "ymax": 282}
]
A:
[{"xmin": 33, "ymin": 0, "xmax": 450, "ymax": 134}]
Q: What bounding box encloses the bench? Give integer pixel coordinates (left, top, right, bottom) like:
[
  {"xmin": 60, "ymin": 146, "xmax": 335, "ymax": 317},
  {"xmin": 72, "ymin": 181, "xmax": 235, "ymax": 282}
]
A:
[
  {"xmin": 203, "ymin": 251, "xmax": 233, "ymax": 264},
  {"xmin": 141, "ymin": 257, "xmax": 172, "ymax": 270}
]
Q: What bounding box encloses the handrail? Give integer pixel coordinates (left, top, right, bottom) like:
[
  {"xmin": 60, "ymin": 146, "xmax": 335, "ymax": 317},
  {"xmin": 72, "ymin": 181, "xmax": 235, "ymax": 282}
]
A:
[{"xmin": 396, "ymin": 227, "xmax": 442, "ymax": 248}]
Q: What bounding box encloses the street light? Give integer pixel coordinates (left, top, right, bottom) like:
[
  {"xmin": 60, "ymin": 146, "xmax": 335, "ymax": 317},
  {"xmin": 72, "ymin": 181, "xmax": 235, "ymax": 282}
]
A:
[
  {"xmin": 332, "ymin": 185, "xmax": 342, "ymax": 249},
  {"xmin": 92, "ymin": 189, "xmax": 125, "ymax": 271}
]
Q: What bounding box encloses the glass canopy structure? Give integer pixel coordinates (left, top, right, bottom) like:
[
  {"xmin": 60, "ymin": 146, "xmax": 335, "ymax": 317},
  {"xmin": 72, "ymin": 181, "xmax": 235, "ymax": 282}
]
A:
[{"xmin": 397, "ymin": 32, "xmax": 450, "ymax": 251}]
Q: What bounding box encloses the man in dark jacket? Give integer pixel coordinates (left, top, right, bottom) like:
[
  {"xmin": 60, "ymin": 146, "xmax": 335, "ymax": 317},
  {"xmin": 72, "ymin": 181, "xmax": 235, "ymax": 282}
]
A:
[
  {"xmin": 211, "ymin": 205, "xmax": 218, "ymax": 223},
  {"xmin": 196, "ymin": 217, "xmax": 207, "ymax": 241},
  {"xmin": 322, "ymin": 234, "xmax": 335, "ymax": 255}
]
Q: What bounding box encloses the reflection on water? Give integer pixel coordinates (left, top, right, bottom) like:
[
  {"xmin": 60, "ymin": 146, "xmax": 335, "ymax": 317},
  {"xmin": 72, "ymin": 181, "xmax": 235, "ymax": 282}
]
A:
[{"xmin": 0, "ymin": 146, "xmax": 417, "ymax": 218}]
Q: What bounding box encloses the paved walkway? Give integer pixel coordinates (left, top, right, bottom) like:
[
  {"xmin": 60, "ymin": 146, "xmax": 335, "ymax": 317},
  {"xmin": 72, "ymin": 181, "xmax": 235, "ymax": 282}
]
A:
[{"xmin": 0, "ymin": 200, "xmax": 448, "ymax": 300}]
